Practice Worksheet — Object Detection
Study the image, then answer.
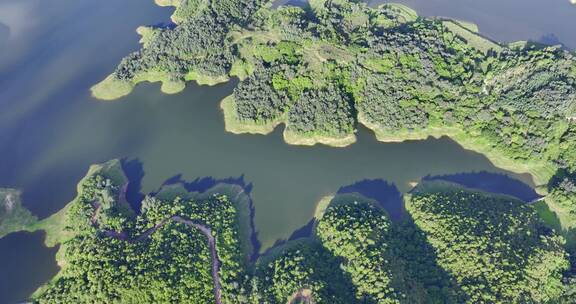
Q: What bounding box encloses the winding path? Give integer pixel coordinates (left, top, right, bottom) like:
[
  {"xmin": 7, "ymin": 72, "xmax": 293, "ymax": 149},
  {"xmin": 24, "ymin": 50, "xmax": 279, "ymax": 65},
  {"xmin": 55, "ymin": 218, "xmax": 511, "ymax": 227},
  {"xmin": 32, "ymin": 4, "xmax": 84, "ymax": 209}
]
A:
[{"xmin": 101, "ymin": 215, "xmax": 223, "ymax": 304}]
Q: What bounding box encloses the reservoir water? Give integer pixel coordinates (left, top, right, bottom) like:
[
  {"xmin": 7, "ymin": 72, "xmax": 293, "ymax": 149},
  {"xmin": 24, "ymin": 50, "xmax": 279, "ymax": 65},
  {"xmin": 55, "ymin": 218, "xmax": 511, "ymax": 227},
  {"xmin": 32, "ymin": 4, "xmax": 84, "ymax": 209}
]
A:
[{"xmin": 0, "ymin": 0, "xmax": 573, "ymax": 302}]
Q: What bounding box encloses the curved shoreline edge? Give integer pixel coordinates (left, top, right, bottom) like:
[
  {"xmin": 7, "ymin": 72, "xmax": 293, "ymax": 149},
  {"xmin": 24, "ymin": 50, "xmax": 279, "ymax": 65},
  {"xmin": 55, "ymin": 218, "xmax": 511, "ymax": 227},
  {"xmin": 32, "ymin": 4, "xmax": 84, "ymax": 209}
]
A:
[
  {"xmin": 221, "ymin": 95, "xmax": 357, "ymax": 147},
  {"xmin": 89, "ymin": 0, "xmax": 568, "ymax": 189},
  {"xmin": 94, "ymin": 73, "xmax": 556, "ymax": 187},
  {"xmin": 221, "ymin": 96, "xmax": 554, "ymax": 186},
  {"xmin": 4, "ymin": 160, "xmax": 256, "ymax": 300},
  {"xmin": 91, "ymin": 71, "xmax": 229, "ymax": 101}
]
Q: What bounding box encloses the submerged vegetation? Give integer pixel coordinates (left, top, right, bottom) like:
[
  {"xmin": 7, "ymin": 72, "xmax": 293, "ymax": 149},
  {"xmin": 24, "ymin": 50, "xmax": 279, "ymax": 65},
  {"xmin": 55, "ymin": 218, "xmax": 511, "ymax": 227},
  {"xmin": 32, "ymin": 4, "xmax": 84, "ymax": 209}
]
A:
[
  {"xmin": 0, "ymin": 189, "xmax": 36, "ymax": 238},
  {"xmin": 1, "ymin": 160, "xmax": 574, "ymax": 303}
]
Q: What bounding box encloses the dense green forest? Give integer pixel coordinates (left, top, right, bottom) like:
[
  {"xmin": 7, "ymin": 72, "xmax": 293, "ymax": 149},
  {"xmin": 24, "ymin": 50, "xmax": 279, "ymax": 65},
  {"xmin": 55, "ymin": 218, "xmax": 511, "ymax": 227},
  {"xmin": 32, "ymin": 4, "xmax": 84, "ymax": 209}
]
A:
[
  {"xmin": 2, "ymin": 160, "xmax": 573, "ymax": 303},
  {"xmin": 407, "ymin": 181, "xmax": 569, "ymax": 303},
  {"xmin": 93, "ymin": 0, "xmax": 576, "ymax": 232}
]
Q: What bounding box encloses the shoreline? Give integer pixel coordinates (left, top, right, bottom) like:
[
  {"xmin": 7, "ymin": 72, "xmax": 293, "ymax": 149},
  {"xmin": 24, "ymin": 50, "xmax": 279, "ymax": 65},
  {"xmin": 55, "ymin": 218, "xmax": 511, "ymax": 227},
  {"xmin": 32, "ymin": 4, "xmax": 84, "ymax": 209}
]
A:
[
  {"xmin": 90, "ymin": 0, "xmax": 564, "ymax": 188},
  {"xmin": 221, "ymin": 95, "xmax": 357, "ymax": 147},
  {"xmin": 220, "ymin": 95, "xmax": 284, "ymax": 135},
  {"xmin": 222, "ymin": 104, "xmax": 554, "ymax": 187},
  {"xmin": 91, "ymin": 71, "xmax": 229, "ymax": 101},
  {"xmin": 357, "ymin": 113, "xmax": 555, "ymax": 188}
]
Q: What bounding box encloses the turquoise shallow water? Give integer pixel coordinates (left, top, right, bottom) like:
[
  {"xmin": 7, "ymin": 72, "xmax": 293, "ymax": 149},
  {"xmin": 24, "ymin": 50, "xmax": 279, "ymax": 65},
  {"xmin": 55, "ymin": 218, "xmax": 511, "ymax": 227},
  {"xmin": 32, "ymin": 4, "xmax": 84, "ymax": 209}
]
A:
[{"xmin": 0, "ymin": 0, "xmax": 571, "ymax": 301}]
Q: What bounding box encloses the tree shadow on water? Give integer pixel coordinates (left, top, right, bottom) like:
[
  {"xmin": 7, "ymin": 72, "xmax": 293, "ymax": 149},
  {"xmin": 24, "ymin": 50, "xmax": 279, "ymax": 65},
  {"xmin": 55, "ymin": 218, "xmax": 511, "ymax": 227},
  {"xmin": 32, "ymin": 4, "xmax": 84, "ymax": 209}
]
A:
[
  {"xmin": 423, "ymin": 171, "xmax": 540, "ymax": 202},
  {"xmin": 121, "ymin": 158, "xmax": 146, "ymax": 211},
  {"xmin": 338, "ymin": 179, "xmax": 405, "ymax": 221},
  {"xmin": 157, "ymin": 173, "xmax": 253, "ymax": 194},
  {"xmin": 333, "ymin": 179, "xmax": 465, "ymax": 302},
  {"xmin": 158, "ymin": 173, "xmax": 261, "ymax": 260},
  {"xmin": 120, "ymin": 158, "xmax": 262, "ymax": 260}
]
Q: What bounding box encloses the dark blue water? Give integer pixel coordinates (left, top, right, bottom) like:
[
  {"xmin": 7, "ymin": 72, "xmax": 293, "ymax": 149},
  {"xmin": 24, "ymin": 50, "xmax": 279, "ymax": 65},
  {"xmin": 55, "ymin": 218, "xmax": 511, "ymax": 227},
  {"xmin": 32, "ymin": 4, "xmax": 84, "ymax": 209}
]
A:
[{"xmin": 0, "ymin": 231, "xmax": 59, "ymax": 304}]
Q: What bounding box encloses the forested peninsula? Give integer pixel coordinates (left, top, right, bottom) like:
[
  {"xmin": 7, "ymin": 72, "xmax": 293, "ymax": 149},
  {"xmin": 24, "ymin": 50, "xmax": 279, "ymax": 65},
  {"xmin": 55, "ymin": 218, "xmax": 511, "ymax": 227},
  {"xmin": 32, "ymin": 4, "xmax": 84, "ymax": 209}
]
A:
[
  {"xmin": 92, "ymin": 0, "xmax": 576, "ymax": 234},
  {"xmin": 2, "ymin": 160, "xmax": 576, "ymax": 303}
]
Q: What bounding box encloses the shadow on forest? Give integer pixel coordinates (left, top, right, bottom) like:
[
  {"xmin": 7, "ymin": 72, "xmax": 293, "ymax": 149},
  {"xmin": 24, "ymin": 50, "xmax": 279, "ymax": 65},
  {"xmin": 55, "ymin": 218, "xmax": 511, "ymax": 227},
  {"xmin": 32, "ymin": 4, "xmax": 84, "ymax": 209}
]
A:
[
  {"xmin": 264, "ymin": 178, "xmax": 465, "ymax": 302},
  {"xmin": 336, "ymin": 179, "xmax": 464, "ymax": 301},
  {"xmin": 390, "ymin": 211, "xmax": 465, "ymax": 302},
  {"xmin": 423, "ymin": 171, "xmax": 540, "ymax": 202},
  {"xmin": 122, "ymin": 161, "xmax": 468, "ymax": 300}
]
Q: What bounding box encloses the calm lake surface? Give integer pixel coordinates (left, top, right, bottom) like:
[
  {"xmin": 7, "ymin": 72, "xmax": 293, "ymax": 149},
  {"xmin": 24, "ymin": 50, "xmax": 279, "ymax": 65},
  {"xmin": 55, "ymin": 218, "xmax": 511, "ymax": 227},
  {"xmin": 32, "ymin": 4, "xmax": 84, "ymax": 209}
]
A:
[{"xmin": 0, "ymin": 0, "xmax": 573, "ymax": 302}]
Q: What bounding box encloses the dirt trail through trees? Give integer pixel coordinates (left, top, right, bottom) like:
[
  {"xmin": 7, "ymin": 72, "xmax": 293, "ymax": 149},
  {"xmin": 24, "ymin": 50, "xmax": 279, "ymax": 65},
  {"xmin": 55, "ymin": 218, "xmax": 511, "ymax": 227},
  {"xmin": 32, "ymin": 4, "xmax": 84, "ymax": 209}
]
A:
[{"xmin": 102, "ymin": 216, "xmax": 223, "ymax": 304}]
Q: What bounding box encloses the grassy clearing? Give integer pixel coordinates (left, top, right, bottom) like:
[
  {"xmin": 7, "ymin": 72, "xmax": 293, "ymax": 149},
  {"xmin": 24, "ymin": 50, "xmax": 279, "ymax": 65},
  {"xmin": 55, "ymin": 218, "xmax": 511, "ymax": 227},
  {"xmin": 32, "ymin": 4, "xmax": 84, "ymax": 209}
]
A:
[
  {"xmin": 91, "ymin": 75, "xmax": 134, "ymax": 101},
  {"xmin": 283, "ymin": 129, "xmax": 357, "ymax": 147},
  {"xmin": 450, "ymin": 19, "xmax": 479, "ymax": 33},
  {"xmin": 92, "ymin": 69, "xmax": 228, "ymax": 101},
  {"xmin": 544, "ymin": 196, "xmax": 576, "ymax": 231},
  {"xmin": 312, "ymin": 195, "xmax": 336, "ymax": 221},
  {"xmin": 184, "ymin": 70, "xmax": 229, "ymax": 86},
  {"xmin": 442, "ymin": 20, "xmax": 502, "ymax": 54},
  {"xmin": 230, "ymin": 59, "xmax": 256, "ymax": 80},
  {"xmin": 533, "ymin": 200, "xmax": 562, "ymax": 231},
  {"xmin": 530, "ymin": 196, "xmax": 576, "ymax": 250},
  {"xmin": 154, "ymin": 0, "xmax": 180, "ymax": 7},
  {"xmin": 133, "ymin": 71, "xmax": 187, "ymax": 95},
  {"xmin": 383, "ymin": 3, "xmax": 418, "ymax": 23},
  {"xmin": 136, "ymin": 26, "xmax": 160, "ymax": 47},
  {"xmin": 221, "ymin": 95, "xmax": 284, "ymax": 135}
]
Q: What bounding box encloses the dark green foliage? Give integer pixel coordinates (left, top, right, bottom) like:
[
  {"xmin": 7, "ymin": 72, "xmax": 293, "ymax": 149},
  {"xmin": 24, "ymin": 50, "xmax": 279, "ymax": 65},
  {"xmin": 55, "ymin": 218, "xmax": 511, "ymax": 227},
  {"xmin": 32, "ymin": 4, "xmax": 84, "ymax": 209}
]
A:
[
  {"xmin": 31, "ymin": 167, "xmax": 572, "ymax": 304},
  {"xmin": 357, "ymin": 73, "xmax": 429, "ymax": 131},
  {"xmin": 115, "ymin": 14, "xmax": 233, "ymax": 80},
  {"xmin": 255, "ymin": 242, "xmax": 357, "ymax": 304},
  {"xmin": 233, "ymin": 66, "xmax": 289, "ymax": 122},
  {"xmin": 109, "ymin": 0, "xmax": 576, "ymax": 187},
  {"xmin": 407, "ymin": 183, "xmax": 569, "ymax": 303},
  {"xmin": 390, "ymin": 220, "xmax": 463, "ymax": 303},
  {"xmin": 210, "ymin": 0, "xmax": 263, "ymax": 24},
  {"xmin": 316, "ymin": 201, "xmax": 402, "ymax": 303},
  {"xmin": 114, "ymin": 0, "xmax": 266, "ymax": 82},
  {"xmin": 287, "ymin": 84, "xmax": 355, "ymax": 136},
  {"xmin": 34, "ymin": 173, "xmax": 248, "ymax": 303},
  {"xmin": 548, "ymin": 170, "xmax": 576, "ymax": 217}
]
